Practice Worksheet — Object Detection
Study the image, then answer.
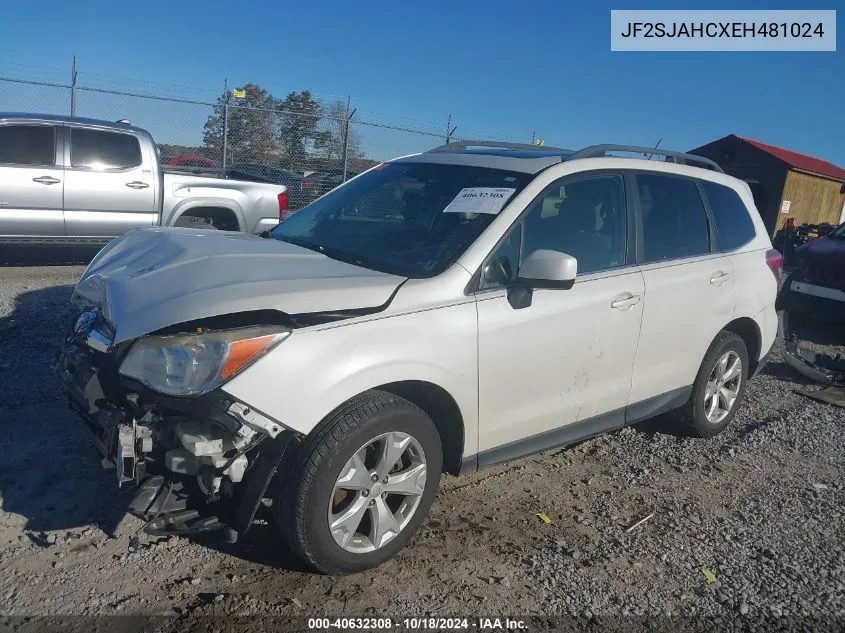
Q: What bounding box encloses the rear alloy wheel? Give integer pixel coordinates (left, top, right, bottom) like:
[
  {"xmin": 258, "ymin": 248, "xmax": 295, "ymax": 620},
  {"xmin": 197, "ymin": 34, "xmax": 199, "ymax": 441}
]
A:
[
  {"xmin": 274, "ymin": 391, "xmax": 442, "ymax": 574},
  {"xmin": 674, "ymin": 331, "xmax": 749, "ymax": 438},
  {"xmin": 703, "ymin": 350, "xmax": 743, "ymax": 426}
]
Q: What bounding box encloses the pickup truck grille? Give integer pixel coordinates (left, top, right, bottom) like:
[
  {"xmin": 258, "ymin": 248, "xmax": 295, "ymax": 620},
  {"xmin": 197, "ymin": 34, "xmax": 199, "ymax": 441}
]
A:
[{"xmin": 805, "ymin": 262, "xmax": 845, "ymax": 291}]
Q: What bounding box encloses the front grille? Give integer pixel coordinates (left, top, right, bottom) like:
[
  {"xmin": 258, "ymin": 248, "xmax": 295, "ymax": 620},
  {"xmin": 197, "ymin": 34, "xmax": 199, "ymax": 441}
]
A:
[{"xmin": 806, "ymin": 263, "xmax": 845, "ymax": 291}]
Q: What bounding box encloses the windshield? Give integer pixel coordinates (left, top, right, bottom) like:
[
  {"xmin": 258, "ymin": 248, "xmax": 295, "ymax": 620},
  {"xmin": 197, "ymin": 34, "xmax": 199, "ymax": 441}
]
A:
[
  {"xmin": 269, "ymin": 161, "xmax": 532, "ymax": 278},
  {"xmin": 834, "ymin": 223, "xmax": 845, "ymax": 238}
]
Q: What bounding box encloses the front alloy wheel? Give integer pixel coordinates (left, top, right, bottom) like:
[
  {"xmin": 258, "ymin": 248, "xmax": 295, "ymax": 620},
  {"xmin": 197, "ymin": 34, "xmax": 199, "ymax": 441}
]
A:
[{"xmin": 329, "ymin": 432, "xmax": 427, "ymax": 553}]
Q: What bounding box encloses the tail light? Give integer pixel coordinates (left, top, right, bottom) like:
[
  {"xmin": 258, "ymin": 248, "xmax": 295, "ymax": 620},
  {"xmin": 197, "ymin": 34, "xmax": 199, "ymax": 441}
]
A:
[
  {"xmin": 766, "ymin": 249, "xmax": 783, "ymax": 284},
  {"xmin": 300, "ymin": 179, "xmax": 306, "ymax": 192},
  {"xmin": 277, "ymin": 191, "xmax": 289, "ymax": 220}
]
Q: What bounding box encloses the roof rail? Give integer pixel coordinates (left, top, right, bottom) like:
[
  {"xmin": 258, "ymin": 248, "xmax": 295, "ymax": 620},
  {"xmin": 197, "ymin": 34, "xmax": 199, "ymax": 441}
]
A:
[
  {"xmin": 567, "ymin": 144, "xmax": 725, "ymax": 173},
  {"xmin": 429, "ymin": 139, "xmax": 569, "ymax": 153}
]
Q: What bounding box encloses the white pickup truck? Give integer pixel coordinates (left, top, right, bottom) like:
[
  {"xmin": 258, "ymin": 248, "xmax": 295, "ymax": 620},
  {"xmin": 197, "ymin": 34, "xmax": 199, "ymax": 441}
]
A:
[{"xmin": 0, "ymin": 113, "xmax": 288, "ymax": 244}]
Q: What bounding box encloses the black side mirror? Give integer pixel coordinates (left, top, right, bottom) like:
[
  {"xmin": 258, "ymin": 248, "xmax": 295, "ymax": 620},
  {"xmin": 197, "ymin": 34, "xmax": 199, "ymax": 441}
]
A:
[
  {"xmin": 483, "ymin": 256, "xmax": 514, "ymax": 287},
  {"xmin": 507, "ymin": 284, "xmax": 534, "ymax": 310}
]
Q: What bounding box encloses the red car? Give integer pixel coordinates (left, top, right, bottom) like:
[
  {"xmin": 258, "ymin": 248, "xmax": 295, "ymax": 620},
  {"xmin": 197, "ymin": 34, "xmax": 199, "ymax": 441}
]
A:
[{"xmin": 167, "ymin": 155, "xmax": 220, "ymax": 169}]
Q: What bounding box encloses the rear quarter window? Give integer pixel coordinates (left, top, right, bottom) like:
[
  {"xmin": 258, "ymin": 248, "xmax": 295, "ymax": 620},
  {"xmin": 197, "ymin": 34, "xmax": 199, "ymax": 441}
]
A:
[{"xmin": 701, "ymin": 180, "xmax": 757, "ymax": 251}]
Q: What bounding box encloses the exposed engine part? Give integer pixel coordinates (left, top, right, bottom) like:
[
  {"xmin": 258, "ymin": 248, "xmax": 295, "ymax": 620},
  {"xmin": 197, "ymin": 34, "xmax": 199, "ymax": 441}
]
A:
[
  {"xmin": 176, "ymin": 420, "xmax": 227, "ymax": 457},
  {"xmin": 166, "ymin": 419, "xmax": 257, "ymax": 486},
  {"xmin": 115, "ymin": 423, "xmax": 137, "ymax": 487},
  {"xmin": 165, "ymin": 448, "xmax": 200, "ymax": 475},
  {"xmin": 129, "ymin": 475, "xmax": 189, "ymax": 516},
  {"xmin": 137, "ymin": 425, "xmax": 154, "ymax": 453},
  {"xmin": 227, "ymin": 400, "xmax": 284, "ymax": 438},
  {"xmin": 222, "ymin": 453, "xmax": 249, "ymax": 483},
  {"xmin": 198, "ymin": 470, "xmax": 223, "ymax": 496}
]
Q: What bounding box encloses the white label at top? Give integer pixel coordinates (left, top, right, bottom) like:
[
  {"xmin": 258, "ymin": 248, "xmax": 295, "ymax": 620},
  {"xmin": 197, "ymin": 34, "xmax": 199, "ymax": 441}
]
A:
[
  {"xmin": 443, "ymin": 187, "xmax": 517, "ymax": 215},
  {"xmin": 610, "ymin": 10, "xmax": 836, "ymax": 52}
]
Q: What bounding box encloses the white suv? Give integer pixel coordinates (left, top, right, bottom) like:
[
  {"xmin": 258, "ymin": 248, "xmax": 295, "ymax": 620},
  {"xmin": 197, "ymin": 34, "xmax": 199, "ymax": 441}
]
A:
[{"xmin": 57, "ymin": 142, "xmax": 781, "ymax": 574}]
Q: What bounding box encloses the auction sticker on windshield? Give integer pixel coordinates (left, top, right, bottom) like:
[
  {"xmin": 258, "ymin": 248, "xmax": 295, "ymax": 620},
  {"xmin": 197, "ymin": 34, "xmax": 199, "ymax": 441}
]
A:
[{"xmin": 443, "ymin": 187, "xmax": 516, "ymax": 215}]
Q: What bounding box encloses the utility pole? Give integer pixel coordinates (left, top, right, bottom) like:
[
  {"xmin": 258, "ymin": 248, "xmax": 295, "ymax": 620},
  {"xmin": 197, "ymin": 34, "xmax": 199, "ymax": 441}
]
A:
[
  {"xmin": 445, "ymin": 114, "xmax": 457, "ymax": 144},
  {"xmin": 70, "ymin": 56, "xmax": 78, "ymax": 116},
  {"xmin": 341, "ymin": 95, "xmax": 356, "ymax": 182},
  {"xmin": 222, "ymin": 78, "xmax": 229, "ymax": 169}
]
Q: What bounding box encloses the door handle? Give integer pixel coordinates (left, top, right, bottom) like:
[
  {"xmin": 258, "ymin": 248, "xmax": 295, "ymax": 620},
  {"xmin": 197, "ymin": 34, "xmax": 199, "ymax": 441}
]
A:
[
  {"xmin": 32, "ymin": 176, "xmax": 61, "ymax": 185},
  {"xmin": 611, "ymin": 294, "xmax": 641, "ymax": 309},
  {"xmin": 710, "ymin": 272, "xmax": 731, "ymax": 285},
  {"xmin": 125, "ymin": 181, "xmax": 150, "ymax": 189}
]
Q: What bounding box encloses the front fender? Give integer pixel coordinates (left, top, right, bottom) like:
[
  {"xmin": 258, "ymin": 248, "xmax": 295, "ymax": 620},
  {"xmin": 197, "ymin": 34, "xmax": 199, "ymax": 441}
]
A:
[{"xmin": 221, "ymin": 302, "xmax": 480, "ymax": 459}]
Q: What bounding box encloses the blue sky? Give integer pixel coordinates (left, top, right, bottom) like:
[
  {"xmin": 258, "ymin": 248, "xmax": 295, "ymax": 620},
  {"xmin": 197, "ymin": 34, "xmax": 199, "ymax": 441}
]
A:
[{"xmin": 0, "ymin": 0, "xmax": 842, "ymax": 164}]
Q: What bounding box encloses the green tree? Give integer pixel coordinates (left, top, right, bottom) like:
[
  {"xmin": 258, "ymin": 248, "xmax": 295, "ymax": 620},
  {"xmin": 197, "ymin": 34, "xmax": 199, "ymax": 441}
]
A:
[
  {"xmin": 278, "ymin": 90, "xmax": 331, "ymax": 170},
  {"xmin": 203, "ymin": 83, "xmax": 280, "ymax": 164}
]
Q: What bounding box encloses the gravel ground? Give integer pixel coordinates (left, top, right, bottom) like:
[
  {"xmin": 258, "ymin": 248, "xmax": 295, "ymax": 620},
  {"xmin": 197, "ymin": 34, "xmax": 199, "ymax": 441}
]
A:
[{"xmin": 0, "ymin": 250, "xmax": 843, "ymax": 625}]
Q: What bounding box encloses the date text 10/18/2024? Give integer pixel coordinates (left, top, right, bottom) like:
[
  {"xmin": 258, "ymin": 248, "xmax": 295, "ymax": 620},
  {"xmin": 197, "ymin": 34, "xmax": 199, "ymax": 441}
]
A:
[{"xmin": 307, "ymin": 617, "xmax": 528, "ymax": 630}]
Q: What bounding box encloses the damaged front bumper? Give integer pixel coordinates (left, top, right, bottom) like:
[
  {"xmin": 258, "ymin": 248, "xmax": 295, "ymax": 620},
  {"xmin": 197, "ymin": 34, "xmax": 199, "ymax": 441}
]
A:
[
  {"xmin": 55, "ymin": 331, "xmax": 298, "ymax": 541},
  {"xmin": 778, "ymin": 309, "xmax": 845, "ymax": 387}
]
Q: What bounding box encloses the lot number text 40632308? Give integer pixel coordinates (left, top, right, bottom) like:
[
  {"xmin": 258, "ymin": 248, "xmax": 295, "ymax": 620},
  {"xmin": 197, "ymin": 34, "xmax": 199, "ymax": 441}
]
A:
[{"xmin": 306, "ymin": 617, "xmax": 528, "ymax": 630}]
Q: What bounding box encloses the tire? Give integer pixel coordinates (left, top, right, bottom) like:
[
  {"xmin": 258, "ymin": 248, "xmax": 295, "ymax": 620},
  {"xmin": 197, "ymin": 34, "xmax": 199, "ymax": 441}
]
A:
[
  {"xmin": 273, "ymin": 390, "xmax": 443, "ymax": 574},
  {"xmin": 173, "ymin": 215, "xmax": 219, "ymax": 230},
  {"xmin": 673, "ymin": 331, "xmax": 749, "ymax": 438}
]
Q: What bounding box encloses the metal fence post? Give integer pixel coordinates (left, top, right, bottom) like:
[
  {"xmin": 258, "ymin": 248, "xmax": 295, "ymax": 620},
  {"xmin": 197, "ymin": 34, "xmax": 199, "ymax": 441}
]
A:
[
  {"xmin": 222, "ymin": 79, "xmax": 229, "ymax": 169},
  {"xmin": 70, "ymin": 56, "xmax": 77, "ymax": 116}
]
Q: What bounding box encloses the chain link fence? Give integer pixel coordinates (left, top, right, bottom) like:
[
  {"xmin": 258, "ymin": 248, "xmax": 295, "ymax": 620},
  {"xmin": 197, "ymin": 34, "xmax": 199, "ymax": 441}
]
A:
[{"xmin": 0, "ymin": 74, "xmax": 471, "ymax": 211}]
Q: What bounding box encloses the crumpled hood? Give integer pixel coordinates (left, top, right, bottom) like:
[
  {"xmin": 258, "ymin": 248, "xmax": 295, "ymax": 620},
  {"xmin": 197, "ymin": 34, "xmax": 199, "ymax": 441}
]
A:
[{"xmin": 73, "ymin": 227, "xmax": 406, "ymax": 343}]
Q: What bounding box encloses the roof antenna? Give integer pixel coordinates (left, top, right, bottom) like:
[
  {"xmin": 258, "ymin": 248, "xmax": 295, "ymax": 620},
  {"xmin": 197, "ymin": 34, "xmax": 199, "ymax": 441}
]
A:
[{"xmin": 645, "ymin": 138, "xmax": 662, "ymax": 160}]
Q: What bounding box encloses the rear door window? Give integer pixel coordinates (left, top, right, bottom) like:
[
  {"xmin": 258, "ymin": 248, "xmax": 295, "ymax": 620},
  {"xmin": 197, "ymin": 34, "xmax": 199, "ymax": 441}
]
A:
[
  {"xmin": 635, "ymin": 173, "xmax": 711, "ymax": 263},
  {"xmin": 70, "ymin": 128, "xmax": 142, "ymax": 169},
  {"xmin": 700, "ymin": 180, "xmax": 757, "ymax": 251},
  {"xmin": 0, "ymin": 124, "xmax": 56, "ymax": 166}
]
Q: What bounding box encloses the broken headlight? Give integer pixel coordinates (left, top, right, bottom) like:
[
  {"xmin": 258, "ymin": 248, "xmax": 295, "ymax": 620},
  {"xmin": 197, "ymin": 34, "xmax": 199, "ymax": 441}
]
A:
[{"xmin": 119, "ymin": 326, "xmax": 290, "ymax": 396}]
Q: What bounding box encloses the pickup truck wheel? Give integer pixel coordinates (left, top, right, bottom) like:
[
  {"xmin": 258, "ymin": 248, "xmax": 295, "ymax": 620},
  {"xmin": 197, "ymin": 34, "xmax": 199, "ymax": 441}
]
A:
[
  {"xmin": 674, "ymin": 331, "xmax": 749, "ymax": 438},
  {"xmin": 173, "ymin": 215, "xmax": 219, "ymax": 230},
  {"xmin": 273, "ymin": 391, "xmax": 443, "ymax": 574}
]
